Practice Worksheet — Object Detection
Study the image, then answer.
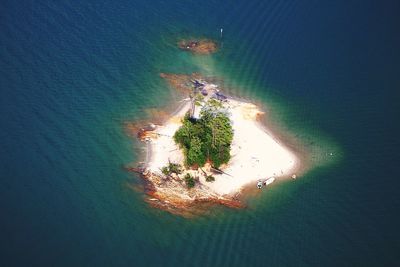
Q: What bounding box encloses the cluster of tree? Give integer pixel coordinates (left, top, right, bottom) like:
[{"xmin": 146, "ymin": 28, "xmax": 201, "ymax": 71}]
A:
[{"xmin": 173, "ymin": 99, "xmax": 233, "ymax": 168}]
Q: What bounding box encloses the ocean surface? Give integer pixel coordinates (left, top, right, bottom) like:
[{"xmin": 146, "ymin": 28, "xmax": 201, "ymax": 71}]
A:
[{"xmin": 1, "ymin": 0, "xmax": 399, "ymax": 266}]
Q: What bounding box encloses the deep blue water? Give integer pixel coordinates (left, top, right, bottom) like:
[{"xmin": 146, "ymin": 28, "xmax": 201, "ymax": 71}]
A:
[{"xmin": 1, "ymin": 0, "xmax": 399, "ymax": 266}]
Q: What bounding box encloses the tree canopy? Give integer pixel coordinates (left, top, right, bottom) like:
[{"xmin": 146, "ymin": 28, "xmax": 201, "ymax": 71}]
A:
[{"xmin": 173, "ymin": 101, "xmax": 233, "ymax": 168}]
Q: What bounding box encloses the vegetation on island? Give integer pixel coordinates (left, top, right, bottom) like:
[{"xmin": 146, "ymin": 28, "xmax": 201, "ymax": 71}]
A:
[
  {"xmin": 173, "ymin": 99, "xmax": 234, "ymax": 168},
  {"xmin": 184, "ymin": 173, "xmax": 196, "ymax": 188},
  {"xmin": 205, "ymin": 174, "xmax": 215, "ymax": 182},
  {"xmin": 161, "ymin": 162, "xmax": 183, "ymax": 176}
]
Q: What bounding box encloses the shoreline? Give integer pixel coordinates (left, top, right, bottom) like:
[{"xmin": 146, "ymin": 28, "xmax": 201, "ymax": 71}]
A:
[
  {"xmin": 144, "ymin": 99, "xmax": 191, "ymax": 166},
  {"xmin": 228, "ymin": 93, "xmax": 310, "ymax": 178}
]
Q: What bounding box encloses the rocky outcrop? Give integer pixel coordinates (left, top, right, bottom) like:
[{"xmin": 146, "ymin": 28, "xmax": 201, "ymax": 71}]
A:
[
  {"xmin": 178, "ymin": 39, "xmax": 218, "ymax": 54},
  {"xmin": 141, "ymin": 170, "xmax": 243, "ymax": 216}
]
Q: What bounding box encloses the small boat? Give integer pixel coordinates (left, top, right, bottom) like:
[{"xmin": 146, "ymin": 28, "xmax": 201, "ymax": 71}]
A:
[
  {"xmin": 264, "ymin": 177, "xmax": 275, "ymax": 186},
  {"xmin": 257, "ymin": 180, "xmax": 263, "ymax": 189}
]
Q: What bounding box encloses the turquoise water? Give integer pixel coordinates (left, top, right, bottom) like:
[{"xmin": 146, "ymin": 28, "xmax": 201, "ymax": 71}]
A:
[{"xmin": 1, "ymin": 0, "xmax": 399, "ymax": 266}]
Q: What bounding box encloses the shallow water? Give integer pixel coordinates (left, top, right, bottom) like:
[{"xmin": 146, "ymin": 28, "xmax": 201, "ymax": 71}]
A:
[{"xmin": 1, "ymin": 0, "xmax": 399, "ymax": 266}]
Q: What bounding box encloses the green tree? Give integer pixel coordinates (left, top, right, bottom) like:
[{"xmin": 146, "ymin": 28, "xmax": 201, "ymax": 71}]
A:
[{"xmin": 187, "ymin": 136, "xmax": 206, "ymax": 166}]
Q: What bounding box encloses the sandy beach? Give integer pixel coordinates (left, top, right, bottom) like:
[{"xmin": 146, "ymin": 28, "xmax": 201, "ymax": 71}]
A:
[{"xmin": 145, "ymin": 97, "xmax": 299, "ymax": 199}]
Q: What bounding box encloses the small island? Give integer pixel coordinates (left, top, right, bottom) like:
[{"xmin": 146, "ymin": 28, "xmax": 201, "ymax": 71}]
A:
[
  {"xmin": 178, "ymin": 39, "xmax": 218, "ymax": 54},
  {"xmin": 133, "ymin": 74, "xmax": 299, "ymax": 214}
]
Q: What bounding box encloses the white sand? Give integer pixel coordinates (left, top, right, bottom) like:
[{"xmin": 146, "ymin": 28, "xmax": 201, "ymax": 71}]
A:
[
  {"xmin": 147, "ymin": 99, "xmax": 298, "ymax": 196},
  {"xmin": 146, "ymin": 102, "xmax": 189, "ymax": 172}
]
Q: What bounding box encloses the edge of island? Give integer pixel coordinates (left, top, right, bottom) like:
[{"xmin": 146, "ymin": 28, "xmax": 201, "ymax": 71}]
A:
[{"xmin": 127, "ymin": 73, "xmax": 303, "ymax": 216}]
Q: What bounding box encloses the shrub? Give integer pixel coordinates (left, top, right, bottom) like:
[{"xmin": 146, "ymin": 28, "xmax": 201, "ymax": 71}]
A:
[
  {"xmin": 161, "ymin": 162, "xmax": 183, "ymax": 176},
  {"xmin": 161, "ymin": 166, "xmax": 169, "ymax": 176},
  {"xmin": 168, "ymin": 162, "xmax": 183, "ymax": 174},
  {"xmin": 205, "ymin": 175, "xmax": 215, "ymax": 182},
  {"xmin": 184, "ymin": 173, "xmax": 195, "ymax": 188}
]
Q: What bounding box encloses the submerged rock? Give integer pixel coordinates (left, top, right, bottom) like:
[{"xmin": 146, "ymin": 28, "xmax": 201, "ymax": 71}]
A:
[{"xmin": 178, "ymin": 39, "xmax": 218, "ymax": 54}]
